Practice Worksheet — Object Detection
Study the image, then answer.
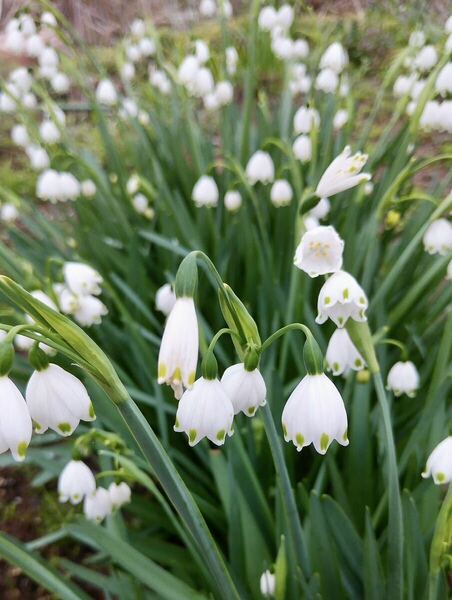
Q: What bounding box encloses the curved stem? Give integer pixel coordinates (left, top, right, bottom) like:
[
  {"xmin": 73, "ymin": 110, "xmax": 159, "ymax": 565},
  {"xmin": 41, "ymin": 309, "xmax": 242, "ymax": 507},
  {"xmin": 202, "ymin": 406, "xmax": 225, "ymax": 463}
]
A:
[
  {"xmin": 261, "ymin": 323, "xmax": 312, "ymax": 353},
  {"xmin": 378, "ymin": 338, "xmax": 408, "ymax": 360},
  {"xmin": 372, "ymin": 372, "xmax": 403, "ymax": 600}
]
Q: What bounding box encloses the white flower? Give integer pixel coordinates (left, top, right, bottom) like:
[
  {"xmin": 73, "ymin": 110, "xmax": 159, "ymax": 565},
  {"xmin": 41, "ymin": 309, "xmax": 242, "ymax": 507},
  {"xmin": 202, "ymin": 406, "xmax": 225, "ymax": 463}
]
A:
[
  {"xmin": 139, "ymin": 37, "xmax": 156, "ymax": 57},
  {"xmin": 64, "ymin": 262, "xmax": 103, "ymax": 296},
  {"xmin": 11, "ymin": 124, "xmax": 29, "ymax": 147},
  {"xmin": 81, "ymin": 179, "xmax": 96, "ymax": 197},
  {"xmin": 0, "ymin": 203, "xmax": 19, "ymax": 223},
  {"xmin": 9, "ymin": 68, "xmax": 33, "ymax": 94},
  {"xmin": 39, "ymin": 120, "xmax": 61, "ymax": 144},
  {"xmin": 326, "ymin": 328, "xmax": 365, "ymax": 375},
  {"xmin": 195, "ymin": 40, "xmax": 210, "ymax": 63},
  {"xmin": 191, "ymin": 67, "xmax": 214, "ymax": 97},
  {"xmin": 51, "ymin": 72, "xmax": 70, "ymax": 94},
  {"xmin": 292, "ymin": 39, "xmax": 309, "ymax": 59},
  {"xmin": 315, "ymin": 68, "xmax": 339, "ymax": 93},
  {"xmin": 149, "ymin": 69, "xmax": 171, "ymax": 94},
  {"xmin": 204, "ymin": 93, "xmax": 220, "ymax": 111},
  {"xmin": 439, "ymin": 101, "xmax": 452, "ymax": 133},
  {"xmin": 125, "ymin": 44, "xmax": 141, "ymax": 62},
  {"xmin": 423, "ymin": 219, "xmax": 452, "ymax": 255},
  {"xmin": 200, "ymin": 0, "xmax": 217, "ymax": 17},
  {"xmin": 393, "ymin": 74, "xmax": 417, "ymax": 98},
  {"xmin": 36, "ymin": 169, "xmax": 61, "ymax": 202},
  {"xmin": 316, "ymin": 270, "xmax": 368, "ymax": 328},
  {"xmin": 260, "ymin": 571, "xmax": 276, "ymax": 597},
  {"xmin": 387, "ymin": 361, "xmax": 420, "ymax": 397},
  {"xmin": 192, "ymin": 176, "xmax": 219, "ymax": 207},
  {"xmin": 109, "ymin": 482, "xmax": 131, "ymax": 508},
  {"xmin": 155, "ymin": 283, "xmax": 176, "ymax": 316},
  {"xmin": 270, "ymin": 179, "xmax": 293, "ymax": 207},
  {"xmin": 272, "ymin": 36, "xmax": 293, "ymax": 61},
  {"xmin": 178, "ymin": 56, "xmax": 200, "ymax": 86},
  {"xmin": 23, "ymin": 92, "xmax": 37, "ymax": 109},
  {"xmin": 245, "ymin": 151, "xmax": 275, "ymax": 185},
  {"xmin": 258, "ymin": 6, "xmax": 278, "ymax": 31},
  {"xmin": 419, "ymin": 101, "xmax": 441, "ymax": 130},
  {"xmin": 41, "ymin": 12, "xmax": 58, "ymax": 27},
  {"xmin": 215, "ymin": 81, "xmax": 234, "ymax": 105},
  {"xmin": 413, "ymin": 45, "xmax": 438, "ymax": 72},
  {"xmin": 132, "ymin": 193, "xmax": 149, "ymax": 214},
  {"xmin": 130, "ymin": 18, "xmax": 146, "ymax": 37},
  {"xmin": 226, "ymin": 47, "xmax": 238, "ymax": 75},
  {"xmin": 315, "ymin": 146, "xmax": 371, "ymax": 198},
  {"xmin": 276, "ymin": 4, "xmax": 294, "ymax": 30},
  {"xmin": 364, "ymin": 182, "xmax": 374, "ymax": 195},
  {"xmin": 333, "ymin": 109, "xmax": 348, "ymax": 130},
  {"xmin": 409, "ymin": 30, "xmax": 425, "ymax": 48},
  {"xmin": 174, "ymin": 377, "xmax": 234, "ymax": 446},
  {"xmin": 83, "ymin": 488, "xmax": 112, "ymax": 523},
  {"xmin": 422, "ymin": 437, "xmax": 452, "ymax": 485},
  {"xmin": 294, "ymin": 226, "xmax": 344, "ymax": 277},
  {"xmin": 26, "ymin": 145, "xmax": 50, "ymax": 171},
  {"xmin": 282, "ymin": 373, "xmax": 349, "ymax": 454},
  {"xmin": 293, "ymin": 135, "xmax": 312, "ymax": 163},
  {"xmin": 320, "ymin": 42, "xmax": 349, "ymax": 73},
  {"xmin": 224, "ymin": 190, "xmax": 242, "ymax": 211},
  {"xmin": 59, "ymin": 173, "xmax": 80, "ymax": 200},
  {"xmin": 435, "ymin": 63, "xmax": 452, "ymax": 96},
  {"xmin": 221, "ymin": 364, "xmax": 266, "ymax": 416},
  {"xmin": 121, "ymin": 62, "xmax": 135, "ymax": 81},
  {"xmin": 96, "ymin": 79, "xmax": 117, "ymax": 106},
  {"xmin": 0, "ymin": 376, "xmax": 32, "ymax": 462},
  {"xmin": 447, "ymin": 259, "xmax": 452, "ymax": 281},
  {"xmin": 447, "ymin": 16, "xmax": 452, "ymax": 34},
  {"xmin": 5, "ymin": 30, "xmax": 25, "ymax": 55},
  {"xmin": 26, "ymin": 34, "xmax": 45, "ymax": 57},
  {"xmin": 293, "ymin": 106, "xmax": 319, "ymax": 134},
  {"xmin": 39, "ymin": 47, "xmax": 59, "ymax": 69},
  {"xmin": 72, "ymin": 294, "xmax": 108, "ymax": 327},
  {"xmin": 58, "ymin": 460, "xmax": 96, "ymax": 504},
  {"xmin": 19, "ymin": 14, "xmax": 36, "ymax": 35},
  {"xmin": 304, "ymin": 215, "xmax": 320, "ymax": 230},
  {"xmin": 26, "ymin": 363, "xmax": 95, "ymax": 436},
  {"xmin": 309, "ymin": 197, "xmax": 330, "ymax": 220},
  {"xmin": 158, "ymin": 297, "xmax": 199, "ymax": 399}
]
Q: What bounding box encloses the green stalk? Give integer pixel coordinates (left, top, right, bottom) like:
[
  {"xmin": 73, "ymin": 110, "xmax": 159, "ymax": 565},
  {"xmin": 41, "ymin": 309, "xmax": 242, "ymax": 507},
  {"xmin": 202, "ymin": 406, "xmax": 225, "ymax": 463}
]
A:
[
  {"xmin": 428, "ymin": 484, "xmax": 451, "ymax": 600},
  {"xmin": 117, "ymin": 397, "xmax": 241, "ymax": 600},
  {"xmin": 372, "ymin": 373, "xmax": 404, "ymax": 600}
]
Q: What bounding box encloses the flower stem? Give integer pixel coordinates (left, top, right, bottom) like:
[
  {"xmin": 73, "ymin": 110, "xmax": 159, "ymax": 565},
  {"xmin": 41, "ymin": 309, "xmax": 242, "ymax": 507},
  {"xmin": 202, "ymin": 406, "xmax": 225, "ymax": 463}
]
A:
[
  {"xmin": 372, "ymin": 372, "xmax": 404, "ymax": 600},
  {"xmin": 428, "ymin": 484, "xmax": 451, "ymax": 600}
]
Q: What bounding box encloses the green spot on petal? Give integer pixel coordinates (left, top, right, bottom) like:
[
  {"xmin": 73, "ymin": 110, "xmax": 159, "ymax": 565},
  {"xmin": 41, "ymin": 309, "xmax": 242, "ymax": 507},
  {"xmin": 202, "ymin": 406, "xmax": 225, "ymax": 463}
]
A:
[
  {"xmin": 32, "ymin": 420, "xmax": 42, "ymax": 433},
  {"xmin": 436, "ymin": 472, "xmax": 445, "ymax": 483},
  {"xmin": 175, "ymin": 418, "xmax": 180, "ymax": 428},
  {"xmin": 188, "ymin": 429, "xmax": 197, "ymax": 443},
  {"xmin": 324, "ymin": 296, "xmax": 331, "ymax": 305},
  {"xmin": 247, "ymin": 407, "xmax": 256, "ymax": 416},
  {"xmin": 216, "ymin": 429, "xmax": 226, "ymax": 442},
  {"xmin": 282, "ymin": 423, "xmax": 288, "ymax": 437},
  {"xmin": 343, "ymin": 288, "xmax": 349, "ymax": 299},
  {"xmin": 295, "ymin": 433, "xmax": 305, "ymax": 447},
  {"xmin": 320, "ymin": 433, "xmax": 330, "ymax": 452},
  {"xmin": 333, "ymin": 362, "xmax": 340, "ymax": 372},
  {"xmin": 354, "ymin": 359, "xmax": 362, "ymax": 368},
  {"xmin": 338, "ymin": 317, "xmax": 344, "ymax": 325},
  {"xmin": 17, "ymin": 441, "xmax": 28, "ymax": 458},
  {"xmin": 342, "ymin": 430, "xmax": 349, "ymax": 442},
  {"xmin": 158, "ymin": 363, "xmax": 167, "ymax": 379},
  {"xmin": 188, "ymin": 372, "xmax": 196, "ymax": 386},
  {"xmin": 89, "ymin": 403, "xmax": 95, "ymax": 419},
  {"xmin": 58, "ymin": 422, "xmax": 72, "ymax": 435},
  {"xmin": 359, "ymin": 296, "xmax": 366, "ymax": 305}
]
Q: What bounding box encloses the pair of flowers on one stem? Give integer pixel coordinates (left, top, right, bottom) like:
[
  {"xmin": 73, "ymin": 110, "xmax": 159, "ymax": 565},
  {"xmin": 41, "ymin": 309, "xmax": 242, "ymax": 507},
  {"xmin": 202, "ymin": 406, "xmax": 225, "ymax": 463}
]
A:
[{"xmin": 58, "ymin": 459, "xmax": 131, "ymax": 523}]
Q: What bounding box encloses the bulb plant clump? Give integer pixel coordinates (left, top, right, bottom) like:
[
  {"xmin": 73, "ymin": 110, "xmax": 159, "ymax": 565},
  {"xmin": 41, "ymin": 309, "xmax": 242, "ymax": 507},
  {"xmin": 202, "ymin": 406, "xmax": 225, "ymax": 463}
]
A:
[{"xmin": 0, "ymin": 3, "xmax": 450, "ymax": 600}]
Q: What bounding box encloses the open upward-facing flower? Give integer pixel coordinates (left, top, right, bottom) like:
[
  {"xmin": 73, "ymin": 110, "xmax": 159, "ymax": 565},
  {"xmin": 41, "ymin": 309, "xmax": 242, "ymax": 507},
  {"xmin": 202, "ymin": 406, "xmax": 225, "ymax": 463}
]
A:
[
  {"xmin": 316, "ymin": 270, "xmax": 368, "ymax": 327},
  {"xmin": 245, "ymin": 151, "xmax": 275, "ymax": 185},
  {"xmin": 158, "ymin": 297, "xmax": 199, "ymax": 399},
  {"xmin": 422, "ymin": 218, "xmax": 452, "ymax": 255},
  {"xmin": 294, "ymin": 225, "xmax": 344, "ymax": 277},
  {"xmin": 282, "ymin": 373, "xmax": 348, "ymax": 454},
  {"xmin": 58, "ymin": 460, "xmax": 96, "ymax": 504},
  {"xmin": 221, "ymin": 363, "xmax": 266, "ymax": 416},
  {"xmin": 326, "ymin": 328, "xmax": 365, "ymax": 375},
  {"xmin": 0, "ymin": 376, "xmax": 32, "ymax": 462},
  {"xmin": 174, "ymin": 377, "xmax": 234, "ymax": 446},
  {"xmin": 421, "ymin": 437, "xmax": 452, "ymax": 485},
  {"xmin": 26, "ymin": 363, "xmax": 95, "ymax": 436},
  {"xmin": 315, "ymin": 146, "xmax": 371, "ymax": 199},
  {"xmin": 387, "ymin": 361, "xmax": 420, "ymax": 397}
]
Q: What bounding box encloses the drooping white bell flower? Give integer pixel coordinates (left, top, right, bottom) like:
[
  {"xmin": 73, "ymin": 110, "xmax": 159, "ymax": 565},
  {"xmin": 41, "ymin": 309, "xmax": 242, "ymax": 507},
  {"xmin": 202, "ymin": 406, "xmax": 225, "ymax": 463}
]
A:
[
  {"xmin": 83, "ymin": 487, "xmax": 112, "ymax": 522},
  {"xmin": 260, "ymin": 571, "xmax": 276, "ymax": 597},
  {"xmin": 439, "ymin": 101, "xmax": 452, "ymax": 133},
  {"xmin": 316, "ymin": 270, "xmax": 368, "ymax": 328},
  {"xmin": 315, "ymin": 68, "xmax": 339, "ymax": 93},
  {"xmin": 294, "ymin": 225, "xmax": 344, "ymax": 277},
  {"xmin": 435, "ymin": 63, "xmax": 452, "ymax": 96},
  {"xmin": 221, "ymin": 363, "xmax": 266, "ymax": 416},
  {"xmin": 215, "ymin": 81, "xmax": 234, "ymax": 106},
  {"xmin": 9, "ymin": 68, "xmax": 33, "ymax": 94},
  {"xmin": 26, "ymin": 145, "xmax": 50, "ymax": 171},
  {"xmin": 219, "ymin": 0, "xmax": 232, "ymax": 18},
  {"xmin": 158, "ymin": 297, "xmax": 199, "ymax": 399},
  {"xmin": 270, "ymin": 179, "xmax": 293, "ymax": 207},
  {"xmin": 245, "ymin": 151, "xmax": 275, "ymax": 185},
  {"xmin": 421, "ymin": 437, "xmax": 452, "ymax": 485},
  {"xmin": 130, "ymin": 18, "xmax": 146, "ymax": 37},
  {"xmin": 139, "ymin": 37, "xmax": 156, "ymax": 57},
  {"xmin": 226, "ymin": 47, "xmax": 238, "ymax": 76},
  {"xmin": 333, "ymin": 109, "xmax": 348, "ymax": 130},
  {"xmin": 393, "ymin": 74, "xmax": 417, "ymax": 98},
  {"xmin": 315, "ymin": 146, "xmax": 371, "ymax": 199},
  {"xmin": 26, "ymin": 34, "xmax": 45, "ymax": 57},
  {"xmin": 19, "ymin": 14, "xmax": 36, "ymax": 35},
  {"xmin": 174, "ymin": 377, "xmax": 234, "ymax": 446},
  {"xmin": 276, "ymin": 4, "xmax": 294, "ymax": 30},
  {"xmin": 149, "ymin": 69, "xmax": 171, "ymax": 95},
  {"xmin": 109, "ymin": 481, "xmax": 132, "ymax": 508},
  {"xmin": 39, "ymin": 119, "xmax": 61, "ymax": 144},
  {"xmin": 58, "ymin": 460, "xmax": 96, "ymax": 504},
  {"xmin": 292, "ymin": 135, "xmax": 312, "ymax": 163},
  {"xmin": 22, "ymin": 92, "xmax": 37, "ymax": 109},
  {"xmin": 178, "ymin": 56, "xmax": 200, "ymax": 86},
  {"xmin": 11, "ymin": 124, "xmax": 29, "ymax": 147},
  {"xmin": 195, "ymin": 40, "xmax": 210, "ymax": 64},
  {"xmin": 26, "ymin": 363, "xmax": 95, "ymax": 436},
  {"xmin": 5, "ymin": 30, "xmax": 25, "ymax": 55},
  {"xmin": 413, "ymin": 45, "xmax": 438, "ymax": 72},
  {"xmin": 309, "ymin": 197, "xmax": 331, "ymax": 220},
  {"xmin": 282, "ymin": 373, "xmax": 349, "ymax": 454},
  {"xmin": 190, "ymin": 67, "xmax": 214, "ymax": 97},
  {"xmin": 409, "ymin": 30, "xmax": 425, "ymax": 48},
  {"xmin": 36, "ymin": 169, "xmax": 61, "ymax": 203},
  {"xmin": 51, "ymin": 72, "xmax": 70, "ymax": 94},
  {"xmin": 204, "ymin": 93, "xmax": 220, "ymax": 111},
  {"xmin": 59, "ymin": 173, "xmax": 81, "ymax": 201},
  {"xmin": 271, "ymin": 36, "xmax": 293, "ymax": 61},
  {"xmin": 386, "ymin": 361, "xmax": 420, "ymax": 397},
  {"xmin": 292, "ymin": 39, "xmax": 309, "ymax": 59},
  {"xmin": 121, "ymin": 62, "xmax": 136, "ymax": 81},
  {"xmin": 125, "ymin": 44, "xmax": 141, "ymax": 63},
  {"xmin": 39, "ymin": 47, "xmax": 59, "ymax": 69},
  {"xmin": 192, "ymin": 176, "xmax": 219, "ymax": 207},
  {"xmin": 0, "ymin": 376, "xmax": 32, "ymax": 462},
  {"xmin": 258, "ymin": 6, "xmax": 278, "ymax": 31},
  {"xmin": 446, "ymin": 34, "xmax": 452, "ymax": 54},
  {"xmin": 326, "ymin": 328, "xmax": 365, "ymax": 376},
  {"xmin": 0, "ymin": 203, "xmax": 19, "ymax": 223},
  {"xmin": 320, "ymin": 42, "xmax": 349, "ymax": 73},
  {"xmin": 96, "ymin": 79, "xmax": 117, "ymax": 106},
  {"xmin": 155, "ymin": 283, "xmax": 176, "ymax": 316},
  {"xmin": 41, "ymin": 12, "xmax": 58, "ymax": 27},
  {"xmin": 132, "ymin": 193, "xmax": 149, "ymax": 214},
  {"xmin": 200, "ymin": 0, "xmax": 217, "ymax": 17},
  {"xmin": 63, "ymin": 262, "xmax": 103, "ymax": 296},
  {"xmin": 293, "ymin": 106, "xmax": 319, "ymax": 134},
  {"xmin": 423, "ymin": 218, "xmax": 452, "ymax": 255},
  {"xmin": 224, "ymin": 190, "xmax": 242, "ymax": 212},
  {"xmin": 81, "ymin": 179, "xmax": 97, "ymax": 197},
  {"xmin": 71, "ymin": 294, "xmax": 108, "ymax": 327},
  {"xmin": 419, "ymin": 100, "xmax": 442, "ymax": 131}
]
